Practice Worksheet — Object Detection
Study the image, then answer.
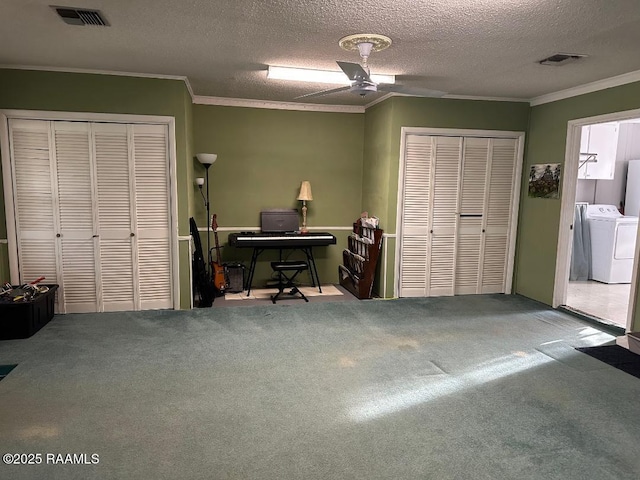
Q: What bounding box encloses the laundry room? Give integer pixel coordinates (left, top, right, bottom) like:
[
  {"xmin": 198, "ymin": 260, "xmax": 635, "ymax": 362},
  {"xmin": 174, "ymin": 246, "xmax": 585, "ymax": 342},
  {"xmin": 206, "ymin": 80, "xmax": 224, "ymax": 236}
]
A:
[{"xmin": 567, "ymin": 120, "xmax": 640, "ymax": 327}]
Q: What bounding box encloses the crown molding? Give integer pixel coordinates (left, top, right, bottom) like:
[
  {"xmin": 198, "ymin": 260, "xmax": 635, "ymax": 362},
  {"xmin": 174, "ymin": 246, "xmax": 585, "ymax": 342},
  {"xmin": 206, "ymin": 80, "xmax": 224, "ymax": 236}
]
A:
[
  {"xmin": 364, "ymin": 92, "xmax": 395, "ymax": 109},
  {"xmin": 444, "ymin": 94, "xmax": 528, "ymax": 103},
  {"xmin": 530, "ymin": 68, "xmax": 640, "ymax": 106},
  {"xmin": 192, "ymin": 95, "xmax": 364, "ymax": 113},
  {"xmin": 0, "ymin": 64, "xmax": 194, "ymax": 98},
  {"xmin": 363, "ymin": 91, "xmax": 527, "ymax": 110}
]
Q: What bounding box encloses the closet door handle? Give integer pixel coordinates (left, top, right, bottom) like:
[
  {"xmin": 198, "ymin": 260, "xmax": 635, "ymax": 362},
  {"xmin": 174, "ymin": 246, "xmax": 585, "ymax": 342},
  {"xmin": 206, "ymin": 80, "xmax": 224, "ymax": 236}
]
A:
[
  {"xmin": 56, "ymin": 233, "xmax": 61, "ymax": 238},
  {"xmin": 130, "ymin": 233, "xmax": 135, "ymax": 237},
  {"xmin": 93, "ymin": 234, "xmax": 99, "ymax": 238}
]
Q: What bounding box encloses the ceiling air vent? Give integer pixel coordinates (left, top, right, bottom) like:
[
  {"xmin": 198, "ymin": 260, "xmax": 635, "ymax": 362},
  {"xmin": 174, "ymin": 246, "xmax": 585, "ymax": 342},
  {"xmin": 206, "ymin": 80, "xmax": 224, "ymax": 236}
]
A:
[
  {"xmin": 539, "ymin": 53, "xmax": 587, "ymax": 66},
  {"xmin": 52, "ymin": 6, "xmax": 109, "ymax": 26}
]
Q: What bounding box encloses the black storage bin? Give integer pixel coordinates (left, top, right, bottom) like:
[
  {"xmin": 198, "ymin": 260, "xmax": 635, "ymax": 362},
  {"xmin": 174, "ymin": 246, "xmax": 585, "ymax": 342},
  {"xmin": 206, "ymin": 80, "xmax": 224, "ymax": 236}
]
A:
[{"xmin": 0, "ymin": 285, "xmax": 58, "ymax": 340}]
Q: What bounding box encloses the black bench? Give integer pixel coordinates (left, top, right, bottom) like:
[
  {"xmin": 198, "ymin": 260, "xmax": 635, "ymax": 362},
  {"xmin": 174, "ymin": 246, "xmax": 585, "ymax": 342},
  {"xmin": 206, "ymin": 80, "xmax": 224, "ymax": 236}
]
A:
[{"xmin": 270, "ymin": 261, "xmax": 309, "ymax": 303}]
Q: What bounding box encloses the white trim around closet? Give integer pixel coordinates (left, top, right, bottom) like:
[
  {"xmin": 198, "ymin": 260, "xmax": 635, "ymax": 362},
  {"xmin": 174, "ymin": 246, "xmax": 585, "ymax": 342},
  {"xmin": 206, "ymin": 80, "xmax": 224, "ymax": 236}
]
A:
[
  {"xmin": 0, "ymin": 109, "xmax": 180, "ymax": 310},
  {"xmin": 394, "ymin": 126, "xmax": 525, "ymax": 298}
]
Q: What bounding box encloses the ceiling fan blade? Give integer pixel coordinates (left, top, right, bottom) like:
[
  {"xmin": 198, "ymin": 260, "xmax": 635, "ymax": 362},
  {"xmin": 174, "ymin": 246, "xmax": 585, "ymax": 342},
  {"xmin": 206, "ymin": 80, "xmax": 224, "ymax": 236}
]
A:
[
  {"xmin": 294, "ymin": 85, "xmax": 351, "ymax": 100},
  {"xmin": 378, "ymin": 84, "xmax": 447, "ymax": 98},
  {"xmin": 337, "ymin": 61, "xmax": 372, "ymax": 83}
]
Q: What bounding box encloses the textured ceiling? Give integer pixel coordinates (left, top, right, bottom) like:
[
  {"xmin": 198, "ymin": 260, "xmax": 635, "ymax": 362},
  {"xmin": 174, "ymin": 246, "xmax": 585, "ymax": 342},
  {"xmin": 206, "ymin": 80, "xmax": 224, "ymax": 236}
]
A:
[{"xmin": 2, "ymin": 0, "xmax": 640, "ymax": 106}]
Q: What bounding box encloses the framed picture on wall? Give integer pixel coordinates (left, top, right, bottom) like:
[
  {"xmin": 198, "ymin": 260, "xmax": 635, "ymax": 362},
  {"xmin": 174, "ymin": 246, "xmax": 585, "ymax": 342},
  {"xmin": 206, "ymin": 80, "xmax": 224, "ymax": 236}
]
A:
[{"xmin": 528, "ymin": 163, "xmax": 561, "ymax": 199}]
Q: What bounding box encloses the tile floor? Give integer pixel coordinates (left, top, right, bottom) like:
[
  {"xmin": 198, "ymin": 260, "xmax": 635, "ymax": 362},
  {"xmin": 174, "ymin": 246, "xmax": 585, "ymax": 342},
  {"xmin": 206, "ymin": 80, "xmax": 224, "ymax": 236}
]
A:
[
  {"xmin": 212, "ymin": 283, "xmax": 358, "ymax": 308},
  {"xmin": 566, "ymin": 280, "xmax": 631, "ymax": 328}
]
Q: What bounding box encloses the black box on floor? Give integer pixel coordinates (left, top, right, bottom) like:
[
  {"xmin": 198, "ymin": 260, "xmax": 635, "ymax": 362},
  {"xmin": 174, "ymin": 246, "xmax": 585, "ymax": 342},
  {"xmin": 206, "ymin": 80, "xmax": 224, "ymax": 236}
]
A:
[
  {"xmin": 0, "ymin": 285, "xmax": 58, "ymax": 340},
  {"xmin": 224, "ymin": 263, "xmax": 245, "ymax": 293}
]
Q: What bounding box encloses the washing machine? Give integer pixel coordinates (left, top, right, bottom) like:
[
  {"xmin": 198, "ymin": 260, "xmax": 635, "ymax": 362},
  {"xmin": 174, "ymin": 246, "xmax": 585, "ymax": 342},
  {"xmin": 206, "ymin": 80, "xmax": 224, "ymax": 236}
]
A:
[{"xmin": 586, "ymin": 204, "xmax": 638, "ymax": 283}]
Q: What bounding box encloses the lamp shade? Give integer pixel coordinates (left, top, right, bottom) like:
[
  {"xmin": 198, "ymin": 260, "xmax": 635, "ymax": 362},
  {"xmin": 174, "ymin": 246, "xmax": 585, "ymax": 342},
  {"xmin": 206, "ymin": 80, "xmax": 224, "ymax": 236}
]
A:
[
  {"xmin": 195, "ymin": 177, "xmax": 205, "ymax": 186},
  {"xmin": 297, "ymin": 181, "xmax": 313, "ymax": 201},
  {"xmin": 196, "ymin": 153, "xmax": 217, "ymax": 165}
]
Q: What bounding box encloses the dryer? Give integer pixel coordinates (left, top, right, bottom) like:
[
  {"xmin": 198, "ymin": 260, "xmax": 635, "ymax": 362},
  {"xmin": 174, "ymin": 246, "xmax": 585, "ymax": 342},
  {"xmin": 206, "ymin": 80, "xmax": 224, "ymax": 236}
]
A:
[{"xmin": 586, "ymin": 204, "xmax": 638, "ymax": 283}]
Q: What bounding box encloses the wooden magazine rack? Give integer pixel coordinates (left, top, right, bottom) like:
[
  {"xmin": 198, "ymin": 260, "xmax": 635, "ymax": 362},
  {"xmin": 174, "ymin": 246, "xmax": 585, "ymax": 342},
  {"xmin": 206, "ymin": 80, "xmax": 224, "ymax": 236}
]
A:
[{"xmin": 339, "ymin": 221, "xmax": 383, "ymax": 299}]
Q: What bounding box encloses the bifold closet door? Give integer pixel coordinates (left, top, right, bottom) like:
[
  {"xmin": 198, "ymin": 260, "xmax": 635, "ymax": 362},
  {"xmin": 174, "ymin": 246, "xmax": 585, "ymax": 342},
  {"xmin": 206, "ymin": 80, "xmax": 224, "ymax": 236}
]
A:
[
  {"xmin": 398, "ymin": 135, "xmax": 432, "ymax": 297},
  {"xmin": 8, "ymin": 119, "xmax": 172, "ymax": 313},
  {"xmin": 131, "ymin": 124, "xmax": 172, "ymax": 310},
  {"xmin": 398, "ymin": 135, "xmax": 462, "ymax": 297},
  {"xmin": 481, "ymin": 138, "xmax": 518, "ymax": 293},
  {"xmin": 399, "ymin": 134, "xmax": 518, "ymax": 298},
  {"xmin": 9, "ymin": 119, "xmax": 60, "ymax": 292},
  {"xmin": 93, "ymin": 123, "xmax": 136, "ymax": 312},
  {"xmin": 10, "ymin": 120, "xmax": 99, "ymax": 313},
  {"xmin": 93, "ymin": 123, "xmax": 172, "ymax": 311},
  {"xmin": 428, "ymin": 136, "xmax": 462, "ymax": 296},
  {"xmin": 455, "ymin": 137, "xmax": 489, "ymax": 295},
  {"xmin": 53, "ymin": 122, "xmax": 99, "ymax": 312},
  {"xmin": 455, "ymin": 137, "xmax": 517, "ymax": 294}
]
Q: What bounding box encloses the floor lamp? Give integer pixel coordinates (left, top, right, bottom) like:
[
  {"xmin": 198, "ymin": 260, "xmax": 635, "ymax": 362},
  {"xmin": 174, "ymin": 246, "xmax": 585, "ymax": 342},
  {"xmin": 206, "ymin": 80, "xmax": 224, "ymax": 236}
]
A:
[{"xmin": 196, "ymin": 153, "xmax": 217, "ymax": 270}]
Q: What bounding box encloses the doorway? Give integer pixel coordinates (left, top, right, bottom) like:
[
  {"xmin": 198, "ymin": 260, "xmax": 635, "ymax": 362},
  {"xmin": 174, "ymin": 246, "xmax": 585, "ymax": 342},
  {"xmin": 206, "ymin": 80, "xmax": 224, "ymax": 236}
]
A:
[{"xmin": 554, "ymin": 109, "xmax": 640, "ymax": 331}]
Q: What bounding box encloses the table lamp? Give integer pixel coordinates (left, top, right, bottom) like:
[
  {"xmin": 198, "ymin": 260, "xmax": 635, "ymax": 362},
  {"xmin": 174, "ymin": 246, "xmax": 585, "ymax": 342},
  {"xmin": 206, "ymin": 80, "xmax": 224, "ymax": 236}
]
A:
[{"xmin": 297, "ymin": 181, "xmax": 313, "ymax": 233}]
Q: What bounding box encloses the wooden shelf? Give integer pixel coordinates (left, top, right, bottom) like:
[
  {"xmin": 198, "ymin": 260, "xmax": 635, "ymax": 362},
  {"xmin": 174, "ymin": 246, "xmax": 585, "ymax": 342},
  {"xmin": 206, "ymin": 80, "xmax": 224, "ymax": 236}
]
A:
[{"xmin": 339, "ymin": 221, "xmax": 383, "ymax": 299}]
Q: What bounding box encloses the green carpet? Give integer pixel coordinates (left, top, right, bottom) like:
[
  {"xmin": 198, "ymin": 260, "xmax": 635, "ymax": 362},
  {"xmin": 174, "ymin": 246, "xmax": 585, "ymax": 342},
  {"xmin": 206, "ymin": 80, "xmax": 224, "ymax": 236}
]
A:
[{"xmin": 1, "ymin": 294, "xmax": 639, "ymax": 479}]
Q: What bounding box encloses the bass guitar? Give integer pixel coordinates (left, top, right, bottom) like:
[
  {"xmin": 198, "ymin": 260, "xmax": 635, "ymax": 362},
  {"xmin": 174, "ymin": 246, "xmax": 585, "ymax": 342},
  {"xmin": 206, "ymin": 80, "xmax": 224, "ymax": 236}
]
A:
[{"xmin": 211, "ymin": 214, "xmax": 228, "ymax": 294}]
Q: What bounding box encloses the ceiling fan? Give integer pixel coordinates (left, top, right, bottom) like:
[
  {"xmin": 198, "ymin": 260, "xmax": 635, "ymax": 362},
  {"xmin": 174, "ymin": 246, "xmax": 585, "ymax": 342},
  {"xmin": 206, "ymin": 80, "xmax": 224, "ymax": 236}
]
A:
[{"xmin": 296, "ymin": 34, "xmax": 446, "ymax": 100}]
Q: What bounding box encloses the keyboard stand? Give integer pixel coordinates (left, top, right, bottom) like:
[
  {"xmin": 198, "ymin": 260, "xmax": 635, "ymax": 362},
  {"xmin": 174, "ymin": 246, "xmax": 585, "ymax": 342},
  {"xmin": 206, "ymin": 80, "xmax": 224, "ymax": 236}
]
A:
[
  {"xmin": 227, "ymin": 232, "xmax": 337, "ymax": 296},
  {"xmin": 245, "ymin": 246, "xmax": 321, "ymax": 296}
]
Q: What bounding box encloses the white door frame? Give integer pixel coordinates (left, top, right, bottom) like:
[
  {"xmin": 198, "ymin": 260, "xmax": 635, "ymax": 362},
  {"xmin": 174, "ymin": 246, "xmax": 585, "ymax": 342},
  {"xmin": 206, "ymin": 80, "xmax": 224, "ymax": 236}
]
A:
[
  {"xmin": 0, "ymin": 109, "xmax": 180, "ymax": 310},
  {"xmin": 553, "ymin": 107, "xmax": 640, "ymax": 332},
  {"xmin": 394, "ymin": 127, "xmax": 526, "ymax": 298}
]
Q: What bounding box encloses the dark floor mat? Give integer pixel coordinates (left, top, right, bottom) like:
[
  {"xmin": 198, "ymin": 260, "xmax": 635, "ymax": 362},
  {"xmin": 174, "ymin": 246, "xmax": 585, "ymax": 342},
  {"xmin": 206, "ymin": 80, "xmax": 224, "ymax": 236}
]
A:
[
  {"xmin": 0, "ymin": 364, "xmax": 17, "ymax": 381},
  {"xmin": 576, "ymin": 346, "xmax": 640, "ymax": 379}
]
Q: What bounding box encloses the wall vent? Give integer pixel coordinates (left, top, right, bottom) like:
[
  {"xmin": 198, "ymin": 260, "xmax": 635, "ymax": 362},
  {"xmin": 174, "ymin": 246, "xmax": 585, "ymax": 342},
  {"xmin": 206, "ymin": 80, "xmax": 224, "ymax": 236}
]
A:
[
  {"xmin": 539, "ymin": 53, "xmax": 587, "ymax": 66},
  {"xmin": 52, "ymin": 6, "xmax": 109, "ymax": 26}
]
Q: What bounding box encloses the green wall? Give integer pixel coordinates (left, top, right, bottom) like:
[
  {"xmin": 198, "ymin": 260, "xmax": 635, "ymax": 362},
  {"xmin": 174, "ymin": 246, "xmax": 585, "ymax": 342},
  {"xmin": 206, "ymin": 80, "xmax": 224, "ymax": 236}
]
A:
[
  {"xmin": 519, "ymin": 81, "xmax": 640, "ymax": 331},
  {"xmin": 363, "ymin": 96, "xmax": 531, "ymax": 297},
  {"xmin": 2, "ymin": 67, "xmax": 638, "ymax": 326},
  {"xmin": 192, "ymin": 104, "xmax": 364, "ymax": 288},
  {"xmin": 0, "ymin": 68, "xmax": 193, "ymax": 308}
]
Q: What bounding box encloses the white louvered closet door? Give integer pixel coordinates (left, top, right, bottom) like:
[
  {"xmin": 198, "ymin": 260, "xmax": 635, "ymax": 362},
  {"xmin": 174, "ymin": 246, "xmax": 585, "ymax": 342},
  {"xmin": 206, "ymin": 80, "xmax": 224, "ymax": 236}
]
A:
[
  {"xmin": 9, "ymin": 120, "xmax": 60, "ymax": 291},
  {"xmin": 131, "ymin": 124, "xmax": 172, "ymax": 310},
  {"xmin": 52, "ymin": 122, "xmax": 99, "ymax": 313},
  {"xmin": 93, "ymin": 123, "xmax": 136, "ymax": 312},
  {"xmin": 481, "ymin": 138, "xmax": 518, "ymax": 293},
  {"xmin": 399, "ymin": 133, "xmax": 519, "ymax": 298},
  {"xmin": 8, "ymin": 119, "xmax": 173, "ymax": 313},
  {"xmin": 399, "ymin": 135, "xmax": 433, "ymax": 297},
  {"xmin": 455, "ymin": 138, "xmax": 489, "ymax": 295},
  {"xmin": 428, "ymin": 136, "xmax": 462, "ymax": 296}
]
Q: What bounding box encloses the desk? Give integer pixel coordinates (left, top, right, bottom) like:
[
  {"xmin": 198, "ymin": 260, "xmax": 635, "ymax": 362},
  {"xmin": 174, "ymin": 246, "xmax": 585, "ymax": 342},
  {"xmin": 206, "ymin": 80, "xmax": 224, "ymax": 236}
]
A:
[{"xmin": 228, "ymin": 232, "xmax": 337, "ymax": 295}]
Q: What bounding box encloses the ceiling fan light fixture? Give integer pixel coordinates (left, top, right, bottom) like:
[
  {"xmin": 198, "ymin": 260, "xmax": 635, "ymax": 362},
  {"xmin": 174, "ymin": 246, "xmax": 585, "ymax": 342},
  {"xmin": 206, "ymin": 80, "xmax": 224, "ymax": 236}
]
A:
[
  {"xmin": 357, "ymin": 42, "xmax": 374, "ymax": 59},
  {"xmin": 338, "ymin": 34, "xmax": 392, "ymax": 53},
  {"xmin": 268, "ymin": 66, "xmax": 351, "ymax": 85},
  {"xmin": 267, "ymin": 65, "xmax": 394, "ymax": 85}
]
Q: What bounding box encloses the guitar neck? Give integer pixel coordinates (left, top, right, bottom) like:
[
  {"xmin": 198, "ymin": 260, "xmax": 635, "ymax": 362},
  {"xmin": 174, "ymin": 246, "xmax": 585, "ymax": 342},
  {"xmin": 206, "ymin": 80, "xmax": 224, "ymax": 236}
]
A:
[
  {"xmin": 214, "ymin": 231, "xmax": 222, "ymax": 263},
  {"xmin": 212, "ymin": 214, "xmax": 223, "ymax": 264}
]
